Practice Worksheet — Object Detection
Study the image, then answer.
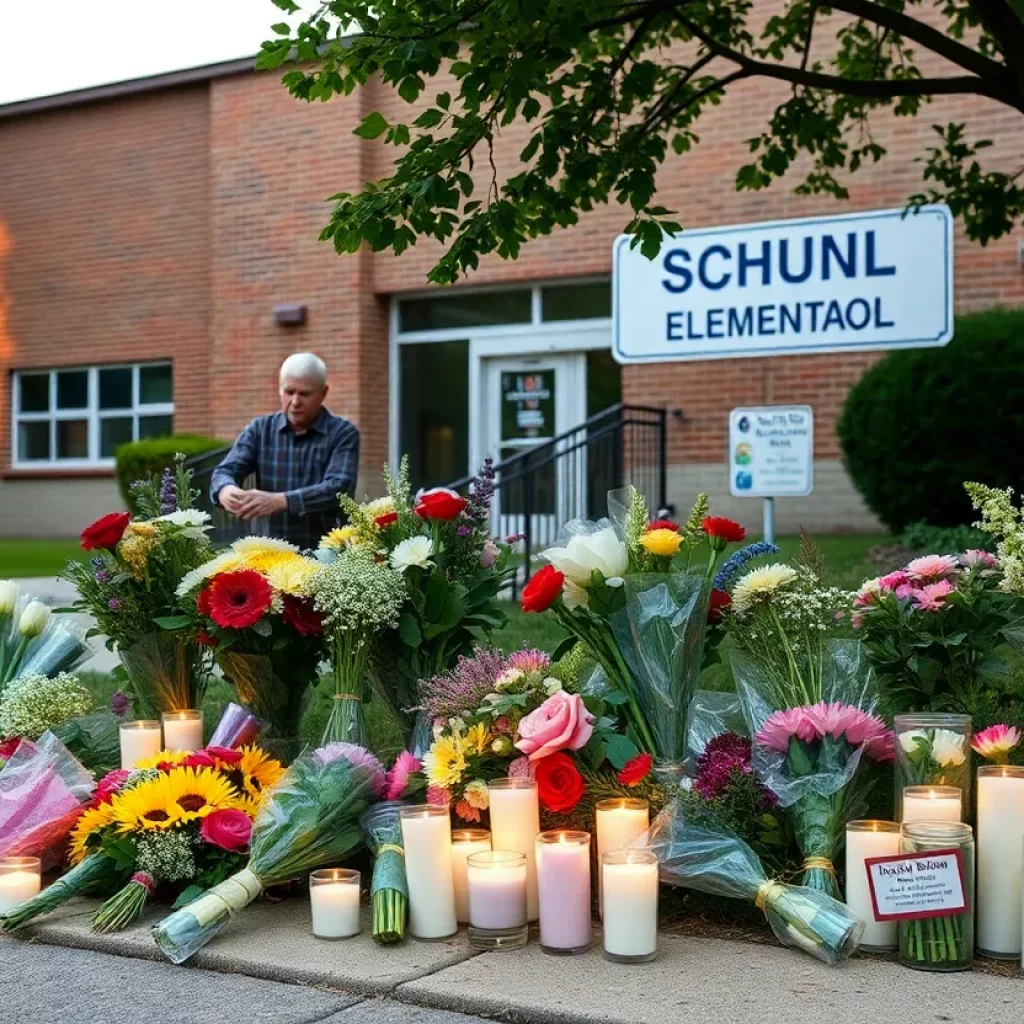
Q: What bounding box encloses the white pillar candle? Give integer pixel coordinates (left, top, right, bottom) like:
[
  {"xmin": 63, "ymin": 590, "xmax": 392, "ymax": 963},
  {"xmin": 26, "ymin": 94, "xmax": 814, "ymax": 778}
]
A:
[
  {"xmin": 161, "ymin": 711, "xmax": 203, "ymax": 753},
  {"xmin": 451, "ymin": 829, "xmax": 491, "ymax": 924},
  {"xmin": 467, "ymin": 851, "xmax": 528, "ymax": 933},
  {"xmin": 901, "ymin": 785, "xmax": 962, "ymax": 823},
  {"xmin": 119, "ymin": 720, "xmax": 162, "ymax": 769},
  {"xmin": 400, "ymin": 805, "xmax": 457, "ymax": 940},
  {"xmin": 845, "ymin": 820, "xmax": 900, "ymax": 951},
  {"xmin": 0, "ymin": 857, "xmax": 41, "ymax": 914},
  {"xmin": 536, "ymin": 830, "xmax": 592, "ymax": 954},
  {"xmin": 489, "ymin": 778, "xmax": 541, "ymax": 920},
  {"xmin": 596, "ymin": 798, "xmax": 649, "ymax": 912},
  {"xmin": 602, "ymin": 850, "xmax": 658, "ymax": 962},
  {"xmin": 309, "ymin": 868, "xmax": 360, "ymax": 939},
  {"xmin": 976, "ymin": 766, "xmax": 1024, "ymax": 958}
]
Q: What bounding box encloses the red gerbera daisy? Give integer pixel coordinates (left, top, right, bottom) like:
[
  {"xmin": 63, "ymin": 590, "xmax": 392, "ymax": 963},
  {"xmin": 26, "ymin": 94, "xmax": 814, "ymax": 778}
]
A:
[
  {"xmin": 282, "ymin": 595, "xmax": 325, "ymax": 637},
  {"xmin": 617, "ymin": 752, "xmax": 653, "ymax": 786},
  {"xmin": 196, "ymin": 586, "xmax": 214, "ymax": 619},
  {"xmin": 206, "ymin": 570, "xmax": 272, "ymax": 629}
]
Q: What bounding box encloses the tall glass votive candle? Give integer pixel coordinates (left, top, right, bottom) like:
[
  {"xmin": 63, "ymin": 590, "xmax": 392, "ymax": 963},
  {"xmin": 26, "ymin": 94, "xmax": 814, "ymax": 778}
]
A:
[
  {"xmin": 602, "ymin": 850, "xmax": 658, "ymax": 963},
  {"xmin": 467, "ymin": 850, "xmax": 528, "ymax": 950},
  {"xmin": 0, "ymin": 857, "xmax": 41, "ymax": 914},
  {"xmin": 489, "ymin": 778, "xmax": 540, "ymax": 920},
  {"xmin": 400, "ymin": 805, "xmax": 457, "ymax": 940},
  {"xmin": 845, "ymin": 821, "xmax": 900, "ymax": 951},
  {"xmin": 901, "ymin": 785, "xmax": 962, "ymax": 824},
  {"xmin": 309, "ymin": 868, "xmax": 361, "ymax": 939},
  {"xmin": 161, "ymin": 711, "xmax": 203, "ymax": 753},
  {"xmin": 595, "ymin": 798, "xmax": 649, "ymax": 912},
  {"xmin": 894, "ymin": 713, "xmax": 971, "ymax": 819},
  {"xmin": 451, "ymin": 829, "xmax": 491, "ymax": 924},
  {"xmin": 536, "ymin": 830, "xmax": 592, "ymax": 955},
  {"xmin": 976, "ymin": 765, "xmax": 1024, "ymax": 959},
  {"xmin": 119, "ymin": 720, "xmax": 162, "ymax": 769}
]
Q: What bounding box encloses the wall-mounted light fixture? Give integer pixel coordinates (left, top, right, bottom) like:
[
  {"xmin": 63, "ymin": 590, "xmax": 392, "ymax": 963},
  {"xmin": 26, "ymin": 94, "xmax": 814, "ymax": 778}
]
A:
[{"xmin": 274, "ymin": 304, "xmax": 308, "ymax": 327}]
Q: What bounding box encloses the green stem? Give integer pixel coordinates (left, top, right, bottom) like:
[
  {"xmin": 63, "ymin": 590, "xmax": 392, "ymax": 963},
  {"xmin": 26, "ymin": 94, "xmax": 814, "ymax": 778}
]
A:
[{"xmin": 1, "ymin": 635, "xmax": 29, "ymax": 686}]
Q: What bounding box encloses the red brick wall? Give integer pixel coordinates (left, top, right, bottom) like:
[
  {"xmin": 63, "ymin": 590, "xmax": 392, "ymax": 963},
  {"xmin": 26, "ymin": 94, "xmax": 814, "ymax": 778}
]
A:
[{"xmin": 0, "ymin": 86, "xmax": 212, "ymax": 465}]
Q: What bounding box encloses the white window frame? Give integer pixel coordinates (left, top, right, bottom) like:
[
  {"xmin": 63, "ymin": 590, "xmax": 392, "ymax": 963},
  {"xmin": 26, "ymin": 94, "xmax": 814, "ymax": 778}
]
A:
[{"xmin": 11, "ymin": 362, "xmax": 174, "ymax": 470}]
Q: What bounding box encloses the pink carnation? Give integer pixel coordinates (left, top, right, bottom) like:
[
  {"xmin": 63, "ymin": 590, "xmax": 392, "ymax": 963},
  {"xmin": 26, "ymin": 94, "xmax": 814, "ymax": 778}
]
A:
[
  {"xmin": 426, "ymin": 785, "xmax": 450, "ymax": 806},
  {"xmin": 911, "ymin": 579, "xmax": 955, "ymax": 612},
  {"xmin": 961, "ymin": 549, "xmax": 998, "ymax": 569},
  {"xmin": 905, "ymin": 554, "xmax": 959, "ymax": 581},
  {"xmin": 507, "ymin": 756, "xmax": 536, "ymax": 780},
  {"xmin": 385, "ymin": 751, "xmax": 421, "ymax": 801}
]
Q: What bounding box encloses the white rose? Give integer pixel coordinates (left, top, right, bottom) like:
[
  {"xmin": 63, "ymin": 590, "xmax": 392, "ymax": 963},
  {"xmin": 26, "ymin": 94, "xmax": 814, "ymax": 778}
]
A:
[
  {"xmin": 930, "ymin": 729, "xmax": 967, "ymax": 767},
  {"xmin": 18, "ymin": 600, "xmax": 50, "ymax": 638},
  {"xmin": 390, "ymin": 536, "xmax": 434, "ymax": 573},
  {"xmin": 562, "ymin": 579, "xmax": 590, "ymax": 609},
  {"xmin": 898, "ymin": 730, "xmax": 928, "ymax": 755},
  {"xmin": 0, "ymin": 580, "xmax": 17, "ymax": 616},
  {"xmin": 541, "ymin": 527, "xmax": 628, "ymax": 586}
]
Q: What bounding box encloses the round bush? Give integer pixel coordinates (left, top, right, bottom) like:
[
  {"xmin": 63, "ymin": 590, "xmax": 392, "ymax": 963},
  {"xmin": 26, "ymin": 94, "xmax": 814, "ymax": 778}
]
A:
[
  {"xmin": 115, "ymin": 435, "xmax": 225, "ymax": 511},
  {"xmin": 838, "ymin": 308, "xmax": 1024, "ymax": 532}
]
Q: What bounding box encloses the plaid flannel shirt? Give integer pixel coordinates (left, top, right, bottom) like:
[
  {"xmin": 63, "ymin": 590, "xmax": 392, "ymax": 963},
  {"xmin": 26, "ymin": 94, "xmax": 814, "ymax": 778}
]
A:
[{"xmin": 210, "ymin": 408, "xmax": 359, "ymax": 549}]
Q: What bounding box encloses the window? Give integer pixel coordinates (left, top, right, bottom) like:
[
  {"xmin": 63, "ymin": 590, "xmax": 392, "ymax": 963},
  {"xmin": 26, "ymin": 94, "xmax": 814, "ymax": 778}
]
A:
[
  {"xmin": 398, "ymin": 290, "xmax": 532, "ymax": 332},
  {"xmin": 541, "ymin": 282, "xmax": 611, "ymax": 322},
  {"xmin": 12, "ymin": 363, "xmax": 174, "ymax": 468}
]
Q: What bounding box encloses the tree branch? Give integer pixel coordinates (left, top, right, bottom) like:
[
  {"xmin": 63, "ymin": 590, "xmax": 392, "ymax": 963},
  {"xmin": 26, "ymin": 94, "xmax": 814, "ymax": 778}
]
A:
[{"xmin": 966, "ymin": 0, "xmax": 1024, "ymax": 85}]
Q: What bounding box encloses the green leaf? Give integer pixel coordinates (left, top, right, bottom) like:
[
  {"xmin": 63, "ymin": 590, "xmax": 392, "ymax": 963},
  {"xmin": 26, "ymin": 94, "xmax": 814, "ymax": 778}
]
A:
[
  {"xmin": 153, "ymin": 615, "xmax": 192, "ymax": 630},
  {"xmin": 173, "ymin": 884, "xmax": 205, "ymax": 908},
  {"xmin": 604, "ymin": 733, "xmax": 640, "ymax": 770},
  {"xmin": 398, "ymin": 612, "xmax": 422, "ymax": 648},
  {"xmin": 423, "ymin": 571, "xmax": 449, "ymax": 621},
  {"xmin": 414, "ymin": 108, "xmax": 445, "ymax": 129},
  {"xmin": 271, "ymin": 22, "xmax": 291, "ymax": 35},
  {"xmin": 354, "ymin": 111, "xmax": 389, "ymax": 140},
  {"xmin": 601, "ymin": 689, "xmax": 630, "ymax": 706},
  {"xmin": 271, "ymin": 0, "xmax": 300, "ymax": 11}
]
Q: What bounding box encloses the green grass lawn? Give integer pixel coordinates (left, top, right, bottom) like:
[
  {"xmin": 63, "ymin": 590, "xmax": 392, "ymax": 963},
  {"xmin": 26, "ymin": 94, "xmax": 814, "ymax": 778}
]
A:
[{"xmin": 1, "ymin": 538, "xmax": 86, "ymax": 578}]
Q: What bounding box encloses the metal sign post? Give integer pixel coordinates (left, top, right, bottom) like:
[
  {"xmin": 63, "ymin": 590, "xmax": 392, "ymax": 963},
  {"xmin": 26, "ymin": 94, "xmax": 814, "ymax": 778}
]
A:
[{"xmin": 762, "ymin": 496, "xmax": 776, "ymax": 546}]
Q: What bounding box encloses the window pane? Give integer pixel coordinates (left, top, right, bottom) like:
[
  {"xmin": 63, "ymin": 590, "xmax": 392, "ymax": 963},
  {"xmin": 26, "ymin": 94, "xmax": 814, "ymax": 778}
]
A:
[
  {"xmin": 56, "ymin": 419, "xmax": 89, "ymax": 459},
  {"xmin": 139, "ymin": 364, "xmax": 172, "ymax": 405},
  {"xmin": 19, "ymin": 373, "xmax": 50, "ymax": 413},
  {"xmin": 56, "ymin": 370, "xmax": 88, "ymax": 409},
  {"xmin": 100, "ymin": 416, "xmax": 134, "ymax": 458},
  {"xmin": 99, "ymin": 367, "xmax": 133, "ymax": 409},
  {"xmin": 138, "ymin": 414, "xmax": 173, "ymax": 439},
  {"xmin": 500, "ymin": 370, "xmax": 555, "ymax": 441},
  {"xmin": 17, "ymin": 421, "xmax": 50, "ymax": 461},
  {"xmin": 541, "ymin": 282, "xmax": 611, "ymax": 322},
  {"xmin": 399, "ymin": 290, "xmax": 531, "ymax": 332},
  {"xmin": 399, "ymin": 340, "xmax": 469, "ymax": 492}
]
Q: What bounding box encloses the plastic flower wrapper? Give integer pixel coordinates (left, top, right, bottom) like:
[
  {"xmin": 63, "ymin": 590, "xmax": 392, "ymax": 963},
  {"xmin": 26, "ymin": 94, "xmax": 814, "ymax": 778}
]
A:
[
  {"xmin": 152, "ymin": 741, "xmax": 385, "ymax": 964},
  {"xmin": 360, "ymin": 800, "xmax": 409, "ymax": 944},
  {"xmin": 0, "ymin": 583, "xmax": 90, "ymax": 686},
  {"xmin": 0, "ymin": 731, "xmax": 95, "ymax": 869},
  {"xmin": 118, "ymin": 630, "xmax": 212, "ymax": 720},
  {"xmin": 687, "ymin": 690, "xmax": 747, "ymax": 764},
  {"xmin": 50, "ymin": 712, "xmax": 122, "ymax": 778},
  {"xmin": 208, "ymin": 702, "xmax": 266, "ymax": 749},
  {"xmin": 642, "ymin": 801, "xmax": 864, "ymax": 965}
]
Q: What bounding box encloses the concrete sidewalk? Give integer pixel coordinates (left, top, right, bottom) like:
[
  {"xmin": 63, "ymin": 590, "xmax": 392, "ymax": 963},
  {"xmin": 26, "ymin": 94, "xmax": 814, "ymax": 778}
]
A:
[{"xmin": 7, "ymin": 897, "xmax": 1022, "ymax": 1024}]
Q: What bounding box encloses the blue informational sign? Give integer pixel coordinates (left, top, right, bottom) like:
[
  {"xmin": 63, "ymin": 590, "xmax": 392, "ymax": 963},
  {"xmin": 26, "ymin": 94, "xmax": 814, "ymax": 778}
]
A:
[{"xmin": 612, "ymin": 205, "xmax": 953, "ymax": 363}]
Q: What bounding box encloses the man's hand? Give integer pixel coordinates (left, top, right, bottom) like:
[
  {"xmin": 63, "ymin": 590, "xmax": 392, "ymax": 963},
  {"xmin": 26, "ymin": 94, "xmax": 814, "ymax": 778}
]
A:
[
  {"xmin": 217, "ymin": 485, "xmax": 247, "ymax": 514},
  {"xmin": 234, "ymin": 490, "xmax": 288, "ymax": 520}
]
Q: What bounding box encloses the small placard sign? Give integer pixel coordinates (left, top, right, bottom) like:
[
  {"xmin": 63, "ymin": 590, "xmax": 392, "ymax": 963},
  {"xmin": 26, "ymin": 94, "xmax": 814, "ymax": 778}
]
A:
[{"xmin": 865, "ymin": 848, "xmax": 967, "ymax": 922}]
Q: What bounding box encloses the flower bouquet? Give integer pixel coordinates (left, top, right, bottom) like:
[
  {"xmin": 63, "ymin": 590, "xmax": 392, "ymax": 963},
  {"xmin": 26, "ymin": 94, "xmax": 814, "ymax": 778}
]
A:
[
  {"xmin": 62, "ymin": 456, "xmax": 214, "ymax": 718},
  {"xmin": 152, "ymin": 741, "xmax": 385, "ymax": 963},
  {"xmin": 0, "ymin": 580, "xmax": 89, "ymax": 686},
  {"xmin": 0, "ymin": 671, "xmax": 93, "ymax": 744},
  {"xmin": 642, "ymin": 804, "xmax": 864, "ymax": 965},
  {"xmin": 177, "ymin": 538, "xmax": 325, "ymax": 761},
  {"xmin": 0, "ymin": 745, "xmax": 283, "ymax": 933},
  {"xmin": 0, "ymin": 732, "xmax": 95, "ymax": 870},
  {"xmin": 307, "ymin": 548, "xmax": 406, "ymax": 747},
  {"xmin": 331, "ymin": 458, "xmax": 516, "ymax": 744}
]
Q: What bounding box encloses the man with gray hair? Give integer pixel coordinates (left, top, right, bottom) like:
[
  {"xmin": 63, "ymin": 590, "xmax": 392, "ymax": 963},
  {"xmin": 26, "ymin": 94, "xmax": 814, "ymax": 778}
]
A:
[{"xmin": 210, "ymin": 352, "xmax": 360, "ymax": 548}]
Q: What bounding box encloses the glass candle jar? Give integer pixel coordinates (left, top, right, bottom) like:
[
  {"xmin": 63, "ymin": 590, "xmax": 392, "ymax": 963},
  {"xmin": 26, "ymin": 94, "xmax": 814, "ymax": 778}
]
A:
[
  {"xmin": 309, "ymin": 868, "xmax": 361, "ymax": 939},
  {"xmin": 451, "ymin": 829, "xmax": 491, "ymax": 925},
  {"xmin": 894, "ymin": 713, "xmax": 971, "ymax": 820},
  {"xmin": 898, "ymin": 822, "xmax": 974, "ymax": 972},
  {"xmin": 399, "ymin": 805, "xmax": 457, "ymax": 940},
  {"xmin": 845, "ymin": 821, "xmax": 900, "ymax": 951},
  {"xmin": 467, "ymin": 850, "xmax": 528, "ymax": 950},
  {"xmin": 119, "ymin": 720, "xmax": 162, "ymax": 769},
  {"xmin": 975, "ymin": 765, "xmax": 1024, "ymax": 959},
  {"xmin": 901, "ymin": 785, "xmax": 963, "ymax": 824},
  {"xmin": 161, "ymin": 710, "xmax": 203, "ymax": 753},
  {"xmin": 488, "ymin": 778, "xmax": 540, "ymax": 921},
  {"xmin": 602, "ymin": 850, "xmax": 658, "ymax": 963},
  {"xmin": 0, "ymin": 857, "xmax": 41, "ymax": 914},
  {"xmin": 536, "ymin": 830, "xmax": 592, "ymax": 955},
  {"xmin": 595, "ymin": 798, "xmax": 649, "ymax": 913}
]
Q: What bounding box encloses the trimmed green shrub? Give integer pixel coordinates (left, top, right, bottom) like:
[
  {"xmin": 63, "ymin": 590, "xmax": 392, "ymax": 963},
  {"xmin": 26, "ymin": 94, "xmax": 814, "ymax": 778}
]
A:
[
  {"xmin": 115, "ymin": 435, "xmax": 225, "ymax": 510},
  {"xmin": 901, "ymin": 521, "xmax": 995, "ymax": 555},
  {"xmin": 838, "ymin": 308, "xmax": 1024, "ymax": 532}
]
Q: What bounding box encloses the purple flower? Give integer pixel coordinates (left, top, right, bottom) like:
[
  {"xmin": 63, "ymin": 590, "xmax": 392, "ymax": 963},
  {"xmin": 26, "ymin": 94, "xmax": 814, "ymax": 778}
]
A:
[
  {"xmin": 159, "ymin": 467, "xmax": 177, "ymax": 515},
  {"xmin": 464, "ymin": 458, "xmax": 496, "ymax": 523},
  {"xmin": 109, "ymin": 691, "xmax": 132, "ymax": 717},
  {"xmin": 314, "ymin": 742, "xmax": 386, "ymax": 796},
  {"xmin": 94, "ymin": 569, "xmax": 110, "ymax": 584},
  {"xmin": 107, "ymin": 597, "xmax": 121, "ymax": 611},
  {"xmin": 421, "ymin": 647, "xmax": 511, "ymax": 720},
  {"xmin": 457, "ymin": 524, "xmax": 474, "ymax": 538}
]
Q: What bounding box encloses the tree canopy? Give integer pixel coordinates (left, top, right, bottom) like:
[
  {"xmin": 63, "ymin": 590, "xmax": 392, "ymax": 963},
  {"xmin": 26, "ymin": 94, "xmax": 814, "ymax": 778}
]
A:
[{"xmin": 260, "ymin": 0, "xmax": 1024, "ymax": 283}]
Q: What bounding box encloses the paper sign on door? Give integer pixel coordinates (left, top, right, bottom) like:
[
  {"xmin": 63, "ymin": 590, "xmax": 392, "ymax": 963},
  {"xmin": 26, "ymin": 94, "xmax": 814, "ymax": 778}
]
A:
[{"xmin": 865, "ymin": 848, "xmax": 967, "ymax": 922}]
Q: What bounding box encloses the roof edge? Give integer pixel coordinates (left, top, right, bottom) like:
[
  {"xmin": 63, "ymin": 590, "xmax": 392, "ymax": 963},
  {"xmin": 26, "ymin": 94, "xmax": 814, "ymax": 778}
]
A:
[{"xmin": 0, "ymin": 55, "xmax": 258, "ymax": 119}]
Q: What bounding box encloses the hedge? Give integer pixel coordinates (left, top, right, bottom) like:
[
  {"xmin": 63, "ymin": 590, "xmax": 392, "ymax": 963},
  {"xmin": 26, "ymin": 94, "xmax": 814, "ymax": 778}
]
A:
[
  {"xmin": 838, "ymin": 307, "xmax": 1024, "ymax": 532},
  {"xmin": 115, "ymin": 435, "xmax": 226, "ymax": 511}
]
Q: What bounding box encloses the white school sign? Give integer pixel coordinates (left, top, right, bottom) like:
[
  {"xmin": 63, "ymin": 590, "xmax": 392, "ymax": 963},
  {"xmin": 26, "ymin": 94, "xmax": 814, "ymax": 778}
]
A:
[{"xmin": 612, "ymin": 205, "xmax": 954, "ymax": 363}]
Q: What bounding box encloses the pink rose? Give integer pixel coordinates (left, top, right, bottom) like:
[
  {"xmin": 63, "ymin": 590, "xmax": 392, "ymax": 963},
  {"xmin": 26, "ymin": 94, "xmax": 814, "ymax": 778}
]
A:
[
  {"xmin": 515, "ymin": 691, "xmax": 595, "ymax": 761},
  {"xmin": 200, "ymin": 808, "xmax": 253, "ymax": 852}
]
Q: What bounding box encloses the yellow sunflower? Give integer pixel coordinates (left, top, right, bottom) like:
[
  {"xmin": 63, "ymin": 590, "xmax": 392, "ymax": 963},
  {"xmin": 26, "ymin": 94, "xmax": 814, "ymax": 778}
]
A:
[
  {"xmin": 133, "ymin": 749, "xmax": 191, "ymax": 771},
  {"xmin": 236, "ymin": 746, "xmax": 286, "ymax": 803},
  {"xmin": 423, "ymin": 734, "xmax": 468, "ymax": 789},
  {"xmin": 68, "ymin": 803, "xmax": 118, "ymax": 865},
  {"xmin": 112, "ymin": 767, "xmax": 241, "ymax": 832}
]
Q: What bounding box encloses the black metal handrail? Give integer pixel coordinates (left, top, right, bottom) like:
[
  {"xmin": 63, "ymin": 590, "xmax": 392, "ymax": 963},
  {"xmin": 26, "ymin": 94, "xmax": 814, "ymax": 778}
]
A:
[{"xmin": 185, "ymin": 446, "xmax": 260, "ymax": 546}]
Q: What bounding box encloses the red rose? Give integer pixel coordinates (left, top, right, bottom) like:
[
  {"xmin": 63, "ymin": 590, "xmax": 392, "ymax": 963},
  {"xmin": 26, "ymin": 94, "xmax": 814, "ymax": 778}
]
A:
[
  {"xmin": 414, "ymin": 487, "xmax": 467, "ymax": 521},
  {"xmin": 617, "ymin": 752, "xmax": 653, "ymax": 787},
  {"xmin": 200, "ymin": 808, "xmax": 253, "ymax": 853},
  {"xmin": 521, "ymin": 565, "xmax": 565, "ymax": 613},
  {"xmin": 196, "ymin": 587, "xmax": 214, "ymax": 619},
  {"xmin": 207, "ymin": 570, "xmax": 273, "ymax": 629},
  {"xmin": 195, "ymin": 628, "xmax": 219, "ymax": 648},
  {"xmin": 535, "ymin": 751, "xmax": 586, "ymax": 813},
  {"xmin": 646, "ymin": 519, "xmax": 680, "ymax": 533},
  {"xmin": 375, "ymin": 510, "xmax": 399, "ymax": 528},
  {"xmin": 204, "ymin": 745, "xmax": 243, "ymax": 765},
  {"xmin": 702, "ymin": 516, "xmax": 746, "ymax": 551},
  {"xmin": 81, "ymin": 511, "xmax": 131, "ymax": 551},
  {"xmin": 282, "ymin": 595, "xmax": 324, "ymax": 637},
  {"xmin": 708, "ymin": 588, "xmax": 732, "ymax": 624}
]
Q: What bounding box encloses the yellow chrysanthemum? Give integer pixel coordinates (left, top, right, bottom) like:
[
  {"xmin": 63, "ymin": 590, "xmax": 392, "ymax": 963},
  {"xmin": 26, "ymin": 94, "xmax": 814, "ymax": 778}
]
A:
[
  {"xmin": 365, "ymin": 497, "xmax": 395, "ymax": 518},
  {"xmin": 640, "ymin": 528, "xmax": 683, "ymax": 557},
  {"xmin": 112, "ymin": 767, "xmax": 240, "ymax": 832},
  {"xmin": 321, "ymin": 526, "xmax": 357, "ymax": 552},
  {"xmin": 423, "ymin": 735, "xmax": 468, "ymax": 789},
  {"xmin": 263, "ymin": 556, "xmax": 317, "ymax": 597},
  {"xmin": 236, "ymin": 746, "xmax": 286, "ymax": 802},
  {"xmin": 68, "ymin": 803, "xmax": 118, "ymax": 865},
  {"xmin": 133, "ymin": 749, "xmax": 191, "ymax": 771},
  {"xmin": 117, "ymin": 531, "xmax": 158, "ymax": 581},
  {"xmin": 464, "ymin": 722, "xmax": 492, "ymax": 756},
  {"xmin": 731, "ymin": 563, "xmax": 800, "ymax": 616}
]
